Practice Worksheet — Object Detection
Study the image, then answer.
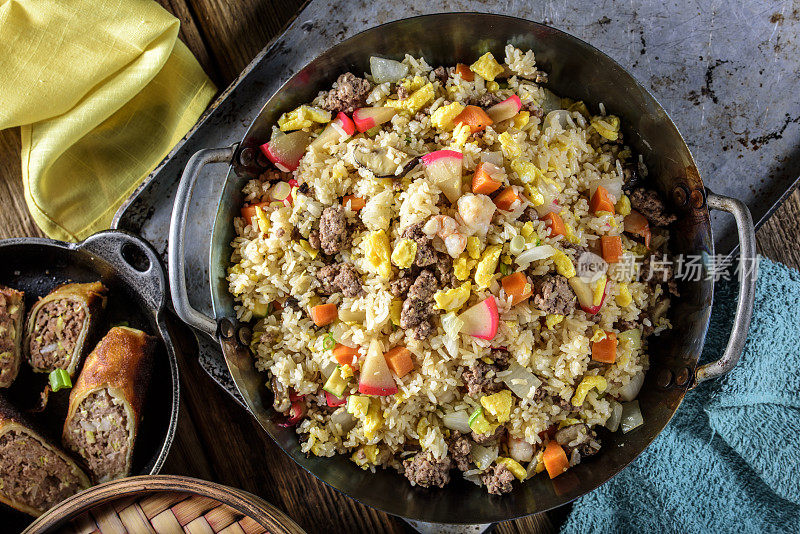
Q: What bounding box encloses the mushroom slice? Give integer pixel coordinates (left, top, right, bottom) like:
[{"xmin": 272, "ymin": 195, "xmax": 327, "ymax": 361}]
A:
[{"xmin": 350, "ymin": 140, "xmax": 413, "ymax": 177}]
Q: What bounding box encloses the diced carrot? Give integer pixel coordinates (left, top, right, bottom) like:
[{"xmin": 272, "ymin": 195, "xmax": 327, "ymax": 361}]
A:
[
  {"xmin": 541, "ymin": 212, "xmax": 566, "ymax": 237},
  {"xmin": 590, "ymin": 186, "xmax": 615, "ymax": 215},
  {"xmin": 501, "ymin": 272, "xmax": 532, "ymax": 305},
  {"xmin": 333, "ymin": 343, "xmax": 359, "ymax": 366},
  {"xmin": 455, "ymin": 63, "xmax": 474, "ymax": 82},
  {"xmin": 384, "ymin": 346, "xmax": 414, "ymax": 378},
  {"xmin": 453, "ymin": 105, "xmax": 494, "ymax": 133},
  {"xmin": 592, "ymin": 331, "xmax": 618, "ymax": 363},
  {"xmin": 310, "ymin": 303, "xmax": 338, "ymax": 327},
  {"xmin": 240, "ymin": 201, "xmax": 270, "ymax": 224},
  {"xmin": 472, "ymin": 163, "xmax": 502, "ymax": 195},
  {"xmin": 600, "ymin": 235, "xmax": 623, "ymax": 263},
  {"xmin": 343, "ymin": 195, "xmax": 366, "ymax": 211},
  {"xmin": 543, "ymin": 441, "xmax": 570, "ymax": 479},
  {"xmin": 493, "ymin": 187, "xmax": 520, "ymax": 211}
]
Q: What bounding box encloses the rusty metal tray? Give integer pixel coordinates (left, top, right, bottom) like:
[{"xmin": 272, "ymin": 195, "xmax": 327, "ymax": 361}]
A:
[{"xmin": 112, "ymin": 0, "xmax": 800, "ymax": 405}]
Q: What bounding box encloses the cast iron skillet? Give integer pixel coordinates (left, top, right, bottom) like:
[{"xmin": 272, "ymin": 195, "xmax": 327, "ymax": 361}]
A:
[
  {"xmin": 167, "ymin": 13, "xmax": 756, "ymax": 524},
  {"xmin": 0, "ymin": 230, "xmax": 179, "ymax": 531}
]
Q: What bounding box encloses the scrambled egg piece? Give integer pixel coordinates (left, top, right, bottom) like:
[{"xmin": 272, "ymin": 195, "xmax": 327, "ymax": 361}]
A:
[
  {"xmin": 386, "ymin": 83, "xmax": 434, "ymax": 114},
  {"xmin": 351, "ymin": 444, "xmax": 379, "ymax": 469},
  {"xmin": 365, "ymin": 230, "xmax": 392, "ymax": 279},
  {"xmin": 616, "ymin": 194, "xmax": 632, "ymax": 216},
  {"xmin": 391, "ymin": 238, "xmax": 417, "ymax": 269},
  {"xmin": 348, "ymin": 398, "xmax": 385, "ymax": 438},
  {"xmin": 521, "ymin": 221, "xmax": 535, "ymax": 239},
  {"xmin": 431, "ymin": 102, "xmax": 465, "ymax": 130},
  {"xmin": 299, "ymin": 239, "xmax": 318, "ymax": 259},
  {"xmin": 340, "ymin": 364, "xmax": 355, "ymax": 379},
  {"xmin": 563, "ymin": 222, "xmax": 580, "ymax": 244},
  {"xmin": 481, "ymin": 390, "xmax": 513, "ymax": 423},
  {"xmin": 389, "ymin": 299, "xmax": 403, "ymax": 326},
  {"xmin": 552, "ymin": 250, "xmax": 575, "ymax": 278},
  {"xmin": 470, "ymin": 52, "xmax": 505, "ymax": 81},
  {"xmin": 434, "ymin": 282, "xmax": 471, "ymax": 312},
  {"xmin": 591, "ymin": 115, "xmax": 621, "ymax": 141},
  {"xmin": 572, "ymin": 375, "xmax": 608, "ymax": 406},
  {"xmin": 498, "ymin": 131, "xmax": 522, "ymax": 158},
  {"xmin": 590, "ymin": 328, "xmax": 608, "ymax": 343},
  {"xmin": 254, "ymin": 205, "xmax": 270, "ymax": 234},
  {"xmin": 513, "ymin": 110, "xmax": 530, "ymax": 129},
  {"xmin": 474, "ymin": 245, "xmax": 502, "ymax": 290},
  {"xmin": 496, "ymin": 457, "xmax": 527, "ymax": 481},
  {"xmin": 401, "ymin": 75, "xmax": 427, "ymax": 92},
  {"xmin": 453, "ymin": 255, "xmax": 473, "ymax": 281},
  {"xmin": 486, "ymin": 80, "xmax": 500, "ymax": 92},
  {"xmin": 451, "ymin": 122, "xmax": 471, "ymax": 147},
  {"xmin": 510, "ymin": 159, "xmax": 544, "ymax": 184},
  {"xmin": 466, "ymin": 236, "xmax": 482, "ymax": 259},
  {"xmin": 347, "ymin": 395, "xmax": 370, "ymax": 418},
  {"xmin": 278, "ymin": 105, "xmax": 331, "ymax": 131},
  {"xmin": 616, "ymin": 283, "xmax": 633, "ymax": 307},
  {"xmin": 545, "ymin": 314, "xmax": 564, "ymax": 330}
]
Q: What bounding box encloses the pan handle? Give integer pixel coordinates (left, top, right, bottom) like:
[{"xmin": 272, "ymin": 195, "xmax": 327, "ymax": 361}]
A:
[
  {"xmin": 168, "ymin": 146, "xmax": 237, "ymax": 336},
  {"xmin": 693, "ymin": 191, "xmax": 757, "ymax": 385}
]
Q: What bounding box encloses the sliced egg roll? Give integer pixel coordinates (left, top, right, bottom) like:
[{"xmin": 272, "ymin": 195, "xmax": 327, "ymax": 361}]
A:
[
  {"xmin": 0, "ymin": 286, "xmax": 25, "ymax": 388},
  {"xmin": 0, "ymin": 394, "xmax": 90, "ymax": 516},
  {"xmin": 25, "ymin": 281, "xmax": 106, "ymax": 377},
  {"xmin": 62, "ymin": 327, "xmax": 154, "ymax": 483}
]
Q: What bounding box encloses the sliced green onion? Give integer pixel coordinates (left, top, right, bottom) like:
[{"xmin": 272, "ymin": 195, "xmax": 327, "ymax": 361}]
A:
[
  {"xmin": 509, "ymin": 235, "xmax": 526, "ymax": 255},
  {"xmin": 49, "ymin": 369, "xmax": 72, "ymax": 392},
  {"xmin": 499, "ymin": 262, "xmax": 511, "ymax": 276},
  {"xmin": 111, "ymin": 320, "xmax": 130, "ymax": 328},
  {"xmin": 323, "ymin": 333, "xmax": 335, "ymax": 351}
]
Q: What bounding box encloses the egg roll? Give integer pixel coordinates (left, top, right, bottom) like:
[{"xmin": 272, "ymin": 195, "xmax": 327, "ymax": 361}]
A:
[
  {"xmin": 62, "ymin": 327, "xmax": 154, "ymax": 483},
  {"xmin": 0, "ymin": 395, "xmax": 90, "ymax": 516},
  {"xmin": 0, "ymin": 286, "xmax": 25, "ymax": 387},
  {"xmin": 25, "ymin": 281, "xmax": 107, "ymax": 377}
]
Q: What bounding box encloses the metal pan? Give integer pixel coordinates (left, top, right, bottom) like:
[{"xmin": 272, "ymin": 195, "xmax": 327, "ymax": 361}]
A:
[
  {"xmin": 0, "ymin": 230, "xmax": 179, "ymax": 530},
  {"xmin": 167, "ymin": 13, "xmax": 756, "ymax": 524}
]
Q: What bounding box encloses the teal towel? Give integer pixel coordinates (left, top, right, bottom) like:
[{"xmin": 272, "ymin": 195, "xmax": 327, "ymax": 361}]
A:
[{"xmin": 562, "ymin": 257, "xmax": 800, "ymax": 534}]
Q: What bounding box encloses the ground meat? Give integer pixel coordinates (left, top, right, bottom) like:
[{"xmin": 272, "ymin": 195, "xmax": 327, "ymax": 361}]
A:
[
  {"xmin": 471, "ymin": 424, "xmax": 506, "ymax": 445},
  {"xmin": 554, "ymin": 397, "xmax": 579, "ymax": 413},
  {"xmin": 629, "ymin": 187, "xmax": 677, "ymax": 227},
  {"xmin": 407, "ymin": 319, "xmax": 435, "ymax": 340},
  {"xmin": 0, "ymin": 430, "xmax": 86, "ymax": 512},
  {"xmin": 403, "ymin": 452, "xmax": 451, "ymax": 488},
  {"xmin": 400, "ymin": 295, "xmax": 434, "ymax": 329},
  {"xmin": 315, "ymin": 263, "xmax": 363, "ymax": 297},
  {"xmin": 432, "ymin": 66, "xmax": 448, "ymax": 83},
  {"xmin": 401, "ymin": 270, "xmax": 438, "ymax": 338},
  {"xmin": 433, "ymin": 253, "xmax": 458, "ymax": 288},
  {"xmin": 319, "ymin": 205, "xmax": 347, "ymax": 255},
  {"xmin": 318, "ymin": 72, "xmax": 371, "ymax": 115},
  {"xmin": 470, "ymin": 92, "xmax": 503, "ymax": 108},
  {"xmin": 614, "ymin": 318, "xmax": 639, "ymax": 332},
  {"xmin": 28, "ymin": 299, "xmax": 86, "ymax": 371},
  {"xmin": 397, "ymin": 85, "xmax": 410, "ymax": 100},
  {"xmin": 402, "ymin": 222, "xmax": 437, "ymax": 267},
  {"xmin": 447, "ymin": 431, "xmax": 472, "ymax": 471},
  {"xmin": 532, "ymin": 275, "xmax": 576, "ymax": 315},
  {"xmin": 308, "ymin": 229, "xmax": 320, "ymax": 250},
  {"xmin": 462, "ymin": 361, "xmax": 503, "ymax": 396},
  {"xmin": 63, "ymin": 389, "xmax": 129, "ymax": 483},
  {"xmin": 518, "ymin": 206, "xmax": 539, "ymax": 224},
  {"xmin": 390, "ymin": 272, "xmax": 413, "ymax": 297},
  {"xmin": 523, "ymin": 102, "xmax": 545, "ymax": 118},
  {"xmin": 481, "ymin": 464, "xmax": 515, "ymax": 495},
  {"xmin": 490, "ymin": 348, "xmax": 510, "ymax": 369},
  {"xmin": 407, "ymin": 270, "xmax": 437, "ymax": 301}
]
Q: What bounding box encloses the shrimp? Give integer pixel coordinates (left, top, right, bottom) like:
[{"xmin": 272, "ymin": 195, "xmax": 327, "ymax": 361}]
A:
[
  {"xmin": 457, "ymin": 193, "xmax": 496, "ymax": 238},
  {"xmin": 423, "ymin": 215, "xmax": 467, "ymax": 258}
]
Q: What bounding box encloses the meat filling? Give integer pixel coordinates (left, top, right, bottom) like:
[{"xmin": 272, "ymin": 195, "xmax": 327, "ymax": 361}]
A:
[
  {"xmin": 63, "ymin": 389, "xmax": 129, "ymax": 482},
  {"xmin": 28, "ymin": 299, "xmax": 86, "ymax": 371},
  {"xmin": 0, "ymin": 288, "xmax": 23, "ymax": 386},
  {"xmin": 0, "ymin": 430, "xmax": 85, "ymax": 512}
]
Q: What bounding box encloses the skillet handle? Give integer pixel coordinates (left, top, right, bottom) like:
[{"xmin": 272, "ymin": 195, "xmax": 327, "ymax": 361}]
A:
[
  {"xmin": 693, "ymin": 191, "xmax": 757, "ymax": 385},
  {"xmin": 168, "ymin": 146, "xmax": 237, "ymax": 336}
]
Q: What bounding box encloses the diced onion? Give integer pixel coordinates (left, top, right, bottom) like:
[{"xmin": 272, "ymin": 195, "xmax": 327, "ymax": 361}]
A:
[
  {"xmin": 620, "ymin": 400, "xmax": 644, "ymax": 433},
  {"xmin": 40, "ymin": 343, "xmax": 58, "ymax": 354},
  {"xmin": 330, "ymin": 408, "xmax": 357, "ymax": 432},
  {"xmin": 605, "ymin": 401, "xmax": 623, "ymax": 432},
  {"xmin": 470, "ymin": 444, "xmax": 499, "ymax": 471},
  {"xmin": 501, "ymin": 362, "xmax": 542, "ymax": 400},
  {"xmin": 442, "ymin": 410, "xmax": 472, "ymax": 434},
  {"xmin": 441, "ymin": 312, "xmax": 464, "ymax": 338},
  {"xmin": 369, "ymin": 56, "xmax": 409, "ymax": 83},
  {"xmin": 338, "ymin": 307, "xmax": 366, "ymax": 323},
  {"xmin": 515, "ymin": 244, "xmax": 555, "ymax": 266},
  {"xmin": 618, "ymin": 329, "xmax": 642, "ymax": 351},
  {"xmin": 540, "ymin": 89, "xmax": 562, "ymax": 113},
  {"xmin": 618, "ymin": 370, "xmax": 645, "ymax": 401},
  {"xmin": 481, "ymin": 151, "xmax": 504, "ymax": 166},
  {"xmin": 589, "ymin": 178, "xmax": 623, "ymax": 204},
  {"xmin": 543, "ymin": 110, "xmax": 572, "ymax": 130}
]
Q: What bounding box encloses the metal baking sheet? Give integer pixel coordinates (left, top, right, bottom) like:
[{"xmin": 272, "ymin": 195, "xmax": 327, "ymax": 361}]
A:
[{"xmin": 112, "ymin": 0, "xmax": 800, "ymax": 402}]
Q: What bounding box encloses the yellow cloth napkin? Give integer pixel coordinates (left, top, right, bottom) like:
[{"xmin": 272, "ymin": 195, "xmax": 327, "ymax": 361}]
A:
[{"xmin": 0, "ymin": 0, "xmax": 216, "ymax": 241}]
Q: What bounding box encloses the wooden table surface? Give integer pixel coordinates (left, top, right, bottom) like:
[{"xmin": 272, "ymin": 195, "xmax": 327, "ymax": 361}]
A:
[{"xmin": 2, "ymin": 2, "xmax": 799, "ymax": 533}]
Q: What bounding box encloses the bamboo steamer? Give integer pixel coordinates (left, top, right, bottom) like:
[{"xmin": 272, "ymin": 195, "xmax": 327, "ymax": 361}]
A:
[{"xmin": 23, "ymin": 475, "xmax": 305, "ymax": 534}]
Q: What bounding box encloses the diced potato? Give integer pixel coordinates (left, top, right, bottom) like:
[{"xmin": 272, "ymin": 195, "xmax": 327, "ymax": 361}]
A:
[
  {"xmin": 474, "ymin": 245, "xmax": 502, "ymax": 290},
  {"xmin": 480, "ymin": 390, "xmax": 513, "ymax": 423},
  {"xmin": 572, "ymin": 375, "xmax": 608, "ymax": 407},
  {"xmin": 470, "ymin": 52, "xmax": 504, "ymax": 82},
  {"xmin": 431, "ymin": 102, "xmax": 465, "ymax": 130},
  {"xmin": 391, "ymin": 238, "xmax": 417, "ymax": 269}
]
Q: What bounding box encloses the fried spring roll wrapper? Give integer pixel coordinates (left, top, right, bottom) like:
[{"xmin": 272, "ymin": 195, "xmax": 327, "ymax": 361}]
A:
[
  {"xmin": 0, "ymin": 286, "xmax": 25, "ymax": 388},
  {"xmin": 24, "ymin": 281, "xmax": 107, "ymax": 377},
  {"xmin": 62, "ymin": 327, "xmax": 155, "ymax": 482},
  {"xmin": 0, "ymin": 395, "xmax": 90, "ymax": 516}
]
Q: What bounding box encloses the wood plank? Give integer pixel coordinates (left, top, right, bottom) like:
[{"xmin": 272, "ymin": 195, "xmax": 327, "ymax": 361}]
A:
[
  {"xmin": 755, "ymin": 188, "xmax": 800, "ymax": 269},
  {"xmin": 0, "ymin": 128, "xmax": 45, "ymax": 240}
]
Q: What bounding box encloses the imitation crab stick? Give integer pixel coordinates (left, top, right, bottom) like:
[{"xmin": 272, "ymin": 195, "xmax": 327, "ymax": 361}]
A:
[
  {"xmin": 453, "ymin": 105, "xmax": 493, "ymax": 133},
  {"xmin": 333, "ymin": 344, "xmax": 359, "ymax": 366},
  {"xmin": 310, "ymin": 303, "xmax": 338, "ymax": 327},
  {"xmin": 493, "ymin": 187, "xmax": 521, "ymax": 211},
  {"xmin": 543, "ymin": 441, "xmax": 570, "ymax": 479},
  {"xmin": 472, "ymin": 163, "xmax": 502, "ymax": 195},
  {"xmin": 384, "ymin": 346, "xmax": 414, "ymax": 378},
  {"xmin": 343, "ymin": 195, "xmax": 366, "ymax": 211},
  {"xmin": 590, "ymin": 185, "xmax": 616, "ymax": 215},
  {"xmin": 501, "ymin": 272, "xmax": 533, "ymax": 306},
  {"xmin": 541, "ymin": 212, "xmax": 566, "ymax": 237},
  {"xmin": 591, "ymin": 331, "xmax": 618, "ymax": 363},
  {"xmin": 455, "ymin": 63, "xmax": 474, "ymax": 82},
  {"xmin": 600, "ymin": 235, "xmax": 623, "ymax": 263}
]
